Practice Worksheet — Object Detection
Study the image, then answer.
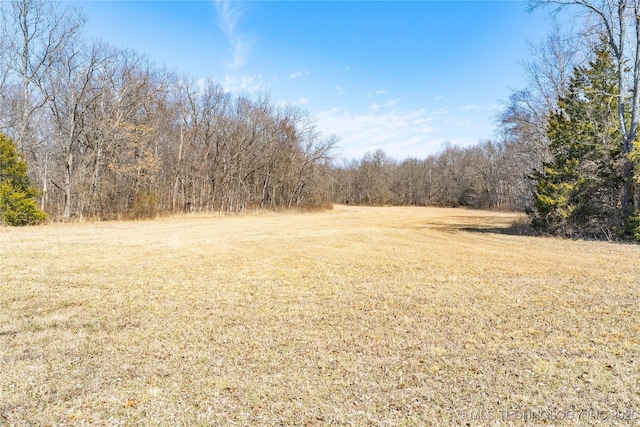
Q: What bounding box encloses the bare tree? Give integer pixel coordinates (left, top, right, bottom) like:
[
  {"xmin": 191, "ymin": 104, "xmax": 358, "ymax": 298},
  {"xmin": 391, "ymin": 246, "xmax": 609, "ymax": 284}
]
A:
[
  {"xmin": 499, "ymin": 24, "xmax": 585, "ymax": 161},
  {"xmin": 0, "ymin": 2, "xmax": 339, "ymax": 220},
  {"xmin": 0, "ymin": 0, "xmax": 84, "ymax": 217},
  {"xmin": 496, "ymin": 22, "xmax": 589, "ymax": 211},
  {"xmin": 44, "ymin": 40, "xmax": 110, "ymax": 219},
  {"xmin": 0, "ymin": 0, "xmax": 84, "ymax": 150},
  {"xmin": 524, "ymin": 22, "xmax": 586, "ymax": 112}
]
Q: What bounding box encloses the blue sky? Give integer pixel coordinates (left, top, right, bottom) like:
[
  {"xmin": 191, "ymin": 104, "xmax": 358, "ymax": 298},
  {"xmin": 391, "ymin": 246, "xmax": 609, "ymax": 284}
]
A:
[{"xmin": 78, "ymin": 1, "xmax": 556, "ymax": 160}]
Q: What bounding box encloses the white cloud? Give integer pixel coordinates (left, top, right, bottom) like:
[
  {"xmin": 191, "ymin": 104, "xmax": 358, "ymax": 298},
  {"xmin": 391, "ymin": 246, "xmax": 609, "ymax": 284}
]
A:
[
  {"xmin": 369, "ymin": 89, "xmax": 387, "ymax": 96},
  {"xmin": 334, "ymin": 85, "xmax": 343, "ymax": 93},
  {"xmin": 316, "ymin": 108, "xmax": 439, "ymax": 160},
  {"xmin": 274, "ymin": 97, "xmax": 311, "ymax": 108},
  {"xmin": 214, "ymin": 0, "xmax": 254, "ymax": 70},
  {"xmin": 368, "ymin": 98, "xmax": 400, "ymax": 111},
  {"xmin": 219, "ymin": 74, "xmax": 267, "ymax": 94},
  {"xmin": 458, "ymin": 103, "xmax": 500, "ymax": 111},
  {"xmin": 290, "ymin": 70, "xmax": 310, "ymax": 79},
  {"xmin": 315, "ymin": 106, "xmax": 482, "ymax": 160}
]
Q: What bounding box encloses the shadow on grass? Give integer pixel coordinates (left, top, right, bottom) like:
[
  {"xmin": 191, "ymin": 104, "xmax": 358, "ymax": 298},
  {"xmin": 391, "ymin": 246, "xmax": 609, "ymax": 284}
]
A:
[
  {"xmin": 415, "ymin": 222, "xmax": 537, "ymax": 236},
  {"xmin": 460, "ymin": 223, "xmax": 537, "ymax": 237}
]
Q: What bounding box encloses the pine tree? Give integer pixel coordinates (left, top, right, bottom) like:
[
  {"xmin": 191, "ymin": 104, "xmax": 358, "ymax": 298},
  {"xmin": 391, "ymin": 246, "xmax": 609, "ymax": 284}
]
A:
[
  {"xmin": 531, "ymin": 43, "xmax": 624, "ymax": 238},
  {"xmin": 0, "ymin": 133, "xmax": 47, "ymax": 226}
]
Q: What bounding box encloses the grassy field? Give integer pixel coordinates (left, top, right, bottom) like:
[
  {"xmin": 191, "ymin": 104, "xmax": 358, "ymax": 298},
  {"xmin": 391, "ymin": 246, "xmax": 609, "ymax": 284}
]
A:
[{"xmin": 1, "ymin": 205, "xmax": 639, "ymax": 426}]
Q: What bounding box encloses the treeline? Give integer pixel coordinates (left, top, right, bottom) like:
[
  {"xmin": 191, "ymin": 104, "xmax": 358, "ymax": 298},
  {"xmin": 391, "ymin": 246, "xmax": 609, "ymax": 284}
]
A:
[
  {"xmin": 5, "ymin": 0, "xmax": 640, "ymax": 243},
  {"xmin": 329, "ymin": 140, "xmax": 538, "ymax": 211},
  {"xmin": 0, "ymin": 1, "xmax": 335, "ymax": 221}
]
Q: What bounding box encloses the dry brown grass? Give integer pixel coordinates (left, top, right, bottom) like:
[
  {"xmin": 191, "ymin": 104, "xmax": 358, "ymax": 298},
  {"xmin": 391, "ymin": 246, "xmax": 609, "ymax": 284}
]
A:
[{"xmin": 1, "ymin": 205, "xmax": 639, "ymax": 426}]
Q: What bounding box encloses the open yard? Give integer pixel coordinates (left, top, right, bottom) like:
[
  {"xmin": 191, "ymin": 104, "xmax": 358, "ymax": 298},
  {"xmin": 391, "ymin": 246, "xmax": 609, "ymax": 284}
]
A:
[{"xmin": 1, "ymin": 205, "xmax": 639, "ymax": 425}]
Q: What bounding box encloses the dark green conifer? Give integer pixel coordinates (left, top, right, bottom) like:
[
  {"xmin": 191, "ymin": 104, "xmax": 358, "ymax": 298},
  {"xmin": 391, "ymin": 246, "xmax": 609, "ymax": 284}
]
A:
[
  {"xmin": 0, "ymin": 133, "xmax": 47, "ymax": 226},
  {"xmin": 531, "ymin": 43, "xmax": 624, "ymax": 238}
]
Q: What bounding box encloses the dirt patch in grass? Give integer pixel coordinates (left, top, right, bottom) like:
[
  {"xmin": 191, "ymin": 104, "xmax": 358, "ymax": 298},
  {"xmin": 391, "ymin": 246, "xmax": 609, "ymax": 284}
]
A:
[{"xmin": 1, "ymin": 205, "xmax": 639, "ymax": 425}]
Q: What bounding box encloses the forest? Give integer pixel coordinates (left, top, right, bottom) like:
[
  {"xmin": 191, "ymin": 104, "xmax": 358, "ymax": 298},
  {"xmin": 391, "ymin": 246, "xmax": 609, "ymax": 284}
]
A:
[{"xmin": 2, "ymin": 0, "xmax": 640, "ymax": 241}]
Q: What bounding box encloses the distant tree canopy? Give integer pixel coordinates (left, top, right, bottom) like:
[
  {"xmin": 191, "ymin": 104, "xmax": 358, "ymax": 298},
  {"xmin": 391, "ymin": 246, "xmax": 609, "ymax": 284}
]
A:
[{"xmin": 328, "ymin": 142, "xmax": 533, "ymax": 211}]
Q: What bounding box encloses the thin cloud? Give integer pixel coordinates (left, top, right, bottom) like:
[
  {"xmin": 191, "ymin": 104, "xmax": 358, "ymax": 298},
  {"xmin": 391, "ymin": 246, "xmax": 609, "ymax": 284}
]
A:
[
  {"xmin": 368, "ymin": 98, "xmax": 400, "ymax": 111},
  {"xmin": 214, "ymin": 0, "xmax": 253, "ymax": 70},
  {"xmin": 316, "ymin": 107, "xmax": 439, "ymax": 160},
  {"xmin": 219, "ymin": 74, "xmax": 266, "ymax": 94},
  {"xmin": 290, "ymin": 70, "xmax": 310, "ymax": 79},
  {"xmin": 315, "ymin": 106, "xmax": 482, "ymax": 160},
  {"xmin": 458, "ymin": 103, "xmax": 500, "ymax": 111},
  {"xmin": 369, "ymin": 88, "xmax": 387, "ymax": 97},
  {"xmin": 274, "ymin": 97, "xmax": 310, "ymax": 107}
]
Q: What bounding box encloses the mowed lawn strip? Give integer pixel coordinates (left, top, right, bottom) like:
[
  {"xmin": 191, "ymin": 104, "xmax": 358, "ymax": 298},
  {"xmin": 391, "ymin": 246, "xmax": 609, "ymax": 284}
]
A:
[{"xmin": 1, "ymin": 205, "xmax": 639, "ymax": 425}]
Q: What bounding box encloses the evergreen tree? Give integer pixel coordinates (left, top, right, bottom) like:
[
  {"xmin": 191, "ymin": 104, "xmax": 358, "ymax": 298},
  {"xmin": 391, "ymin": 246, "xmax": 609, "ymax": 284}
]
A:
[
  {"xmin": 0, "ymin": 133, "xmax": 46, "ymax": 226},
  {"xmin": 531, "ymin": 43, "xmax": 625, "ymax": 238}
]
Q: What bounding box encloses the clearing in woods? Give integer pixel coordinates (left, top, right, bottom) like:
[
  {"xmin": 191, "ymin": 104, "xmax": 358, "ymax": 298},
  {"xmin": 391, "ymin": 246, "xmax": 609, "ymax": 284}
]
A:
[{"xmin": 1, "ymin": 205, "xmax": 639, "ymax": 425}]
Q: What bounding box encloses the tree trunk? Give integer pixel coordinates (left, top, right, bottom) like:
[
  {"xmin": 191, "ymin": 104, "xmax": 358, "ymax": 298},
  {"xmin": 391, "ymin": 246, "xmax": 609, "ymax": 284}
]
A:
[
  {"xmin": 622, "ymin": 158, "xmax": 635, "ymax": 218},
  {"xmin": 63, "ymin": 148, "xmax": 72, "ymax": 220}
]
